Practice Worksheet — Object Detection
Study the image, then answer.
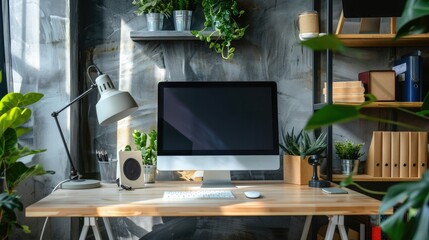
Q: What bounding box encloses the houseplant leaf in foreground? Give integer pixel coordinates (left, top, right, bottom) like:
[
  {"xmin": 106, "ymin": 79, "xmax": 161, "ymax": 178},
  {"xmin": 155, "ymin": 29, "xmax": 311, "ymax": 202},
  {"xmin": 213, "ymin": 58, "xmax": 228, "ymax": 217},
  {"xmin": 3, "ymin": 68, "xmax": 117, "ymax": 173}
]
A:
[
  {"xmin": 300, "ymin": 34, "xmax": 348, "ymax": 52},
  {"xmin": 396, "ymin": 0, "xmax": 429, "ymax": 38},
  {"xmin": 379, "ymin": 170, "xmax": 429, "ymax": 240},
  {"xmin": 305, "ymin": 104, "xmax": 361, "ymax": 130}
]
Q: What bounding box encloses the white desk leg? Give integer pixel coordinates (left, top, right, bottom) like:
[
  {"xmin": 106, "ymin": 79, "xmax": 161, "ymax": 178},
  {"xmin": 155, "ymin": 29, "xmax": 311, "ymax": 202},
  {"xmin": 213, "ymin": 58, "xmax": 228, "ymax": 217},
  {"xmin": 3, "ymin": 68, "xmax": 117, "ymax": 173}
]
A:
[
  {"xmin": 79, "ymin": 217, "xmax": 90, "ymax": 240},
  {"xmin": 90, "ymin": 217, "xmax": 102, "ymax": 240},
  {"xmin": 102, "ymin": 217, "xmax": 114, "ymax": 240},
  {"xmin": 325, "ymin": 215, "xmax": 348, "ymax": 240},
  {"xmin": 79, "ymin": 217, "xmax": 102, "ymax": 240},
  {"xmin": 300, "ymin": 216, "xmax": 313, "ymax": 240},
  {"xmin": 337, "ymin": 216, "xmax": 348, "ymax": 240}
]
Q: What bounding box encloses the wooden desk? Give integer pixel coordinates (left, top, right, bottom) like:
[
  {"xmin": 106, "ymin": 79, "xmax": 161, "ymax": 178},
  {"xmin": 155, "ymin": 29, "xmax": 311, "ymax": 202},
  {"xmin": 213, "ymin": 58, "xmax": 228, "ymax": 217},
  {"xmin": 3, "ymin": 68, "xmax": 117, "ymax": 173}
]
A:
[{"xmin": 26, "ymin": 181, "xmax": 386, "ymax": 239}]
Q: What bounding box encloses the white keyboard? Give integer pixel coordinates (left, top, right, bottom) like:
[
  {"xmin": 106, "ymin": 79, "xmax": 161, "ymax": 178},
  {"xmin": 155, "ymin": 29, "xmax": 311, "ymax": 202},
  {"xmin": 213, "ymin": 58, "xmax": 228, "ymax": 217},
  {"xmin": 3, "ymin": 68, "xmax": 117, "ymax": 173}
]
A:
[{"xmin": 163, "ymin": 190, "xmax": 235, "ymax": 199}]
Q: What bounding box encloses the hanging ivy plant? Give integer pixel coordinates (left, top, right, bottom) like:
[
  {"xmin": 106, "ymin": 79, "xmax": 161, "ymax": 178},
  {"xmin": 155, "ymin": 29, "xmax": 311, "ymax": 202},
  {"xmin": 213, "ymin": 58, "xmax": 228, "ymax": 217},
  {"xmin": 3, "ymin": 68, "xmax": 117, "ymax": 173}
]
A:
[{"xmin": 192, "ymin": 0, "xmax": 248, "ymax": 60}]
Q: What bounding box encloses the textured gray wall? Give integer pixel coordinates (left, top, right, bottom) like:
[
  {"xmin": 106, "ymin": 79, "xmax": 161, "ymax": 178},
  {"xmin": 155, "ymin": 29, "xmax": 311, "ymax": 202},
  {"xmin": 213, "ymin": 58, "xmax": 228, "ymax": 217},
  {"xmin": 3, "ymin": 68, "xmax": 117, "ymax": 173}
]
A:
[
  {"xmin": 6, "ymin": 0, "xmax": 428, "ymax": 239},
  {"xmin": 77, "ymin": 1, "xmax": 314, "ymax": 239}
]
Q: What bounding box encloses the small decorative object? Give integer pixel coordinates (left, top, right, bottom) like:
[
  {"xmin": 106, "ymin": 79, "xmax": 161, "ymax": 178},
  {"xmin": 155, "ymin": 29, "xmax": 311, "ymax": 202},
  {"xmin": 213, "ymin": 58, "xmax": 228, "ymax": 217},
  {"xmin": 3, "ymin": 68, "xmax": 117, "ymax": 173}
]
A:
[
  {"xmin": 131, "ymin": 129, "xmax": 158, "ymax": 183},
  {"xmin": 280, "ymin": 128, "xmax": 327, "ymax": 185},
  {"xmin": 308, "ymin": 155, "xmax": 330, "ymax": 188},
  {"xmin": 192, "ymin": 0, "xmax": 247, "ymax": 60},
  {"xmin": 172, "ymin": 0, "xmax": 196, "ymax": 31},
  {"xmin": 132, "ymin": 0, "xmax": 173, "ymax": 31},
  {"xmin": 298, "ymin": 11, "xmax": 319, "ymax": 40},
  {"xmin": 335, "ymin": 140, "xmax": 364, "ymax": 175}
]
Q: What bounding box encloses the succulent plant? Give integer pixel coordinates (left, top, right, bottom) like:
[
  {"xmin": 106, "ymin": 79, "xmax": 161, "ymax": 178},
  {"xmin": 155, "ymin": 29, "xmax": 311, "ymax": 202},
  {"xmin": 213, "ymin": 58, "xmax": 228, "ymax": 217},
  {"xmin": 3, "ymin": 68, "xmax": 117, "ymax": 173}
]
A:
[{"xmin": 279, "ymin": 128, "xmax": 327, "ymax": 160}]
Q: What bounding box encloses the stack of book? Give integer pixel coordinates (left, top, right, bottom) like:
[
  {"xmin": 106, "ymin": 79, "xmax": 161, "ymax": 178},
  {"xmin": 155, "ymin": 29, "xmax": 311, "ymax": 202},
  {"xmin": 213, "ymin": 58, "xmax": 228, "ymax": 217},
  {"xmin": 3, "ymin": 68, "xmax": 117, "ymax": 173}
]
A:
[
  {"xmin": 366, "ymin": 131, "xmax": 428, "ymax": 178},
  {"xmin": 323, "ymin": 81, "xmax": 365, "ymax": 103}
]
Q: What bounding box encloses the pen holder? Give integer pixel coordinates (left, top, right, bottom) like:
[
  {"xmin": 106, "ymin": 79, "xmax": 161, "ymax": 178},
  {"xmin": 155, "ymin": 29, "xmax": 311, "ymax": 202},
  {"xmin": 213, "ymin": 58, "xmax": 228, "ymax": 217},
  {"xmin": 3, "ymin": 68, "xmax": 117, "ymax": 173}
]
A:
[{"xmin": 98, "ymin": 160, "xmax": 118, "ymax": 183}]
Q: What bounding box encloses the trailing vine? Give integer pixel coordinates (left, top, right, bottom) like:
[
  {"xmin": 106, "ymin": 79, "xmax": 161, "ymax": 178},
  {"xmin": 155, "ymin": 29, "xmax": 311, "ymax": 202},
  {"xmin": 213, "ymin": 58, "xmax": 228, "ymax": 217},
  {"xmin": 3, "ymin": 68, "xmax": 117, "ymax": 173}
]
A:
[{"xmin": 192, "ymin": 0, "xmax": 247, "ymax": 60}]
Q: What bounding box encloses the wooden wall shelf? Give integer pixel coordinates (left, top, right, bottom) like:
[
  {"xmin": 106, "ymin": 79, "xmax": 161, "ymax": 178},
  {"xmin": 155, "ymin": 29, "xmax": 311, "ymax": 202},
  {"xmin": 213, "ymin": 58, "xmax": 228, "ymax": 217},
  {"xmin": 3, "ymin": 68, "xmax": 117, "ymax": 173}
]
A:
[
  {"xmin": 339, "ymin": 102, "xmax": 423, "ymax": 108},
  {"xmin": 332, "ymin": 174, "xmax": 420, "ymax": 182},
  {"xmin": 336, "ymin": 33, "xmax": 429, "ymax": 47}
]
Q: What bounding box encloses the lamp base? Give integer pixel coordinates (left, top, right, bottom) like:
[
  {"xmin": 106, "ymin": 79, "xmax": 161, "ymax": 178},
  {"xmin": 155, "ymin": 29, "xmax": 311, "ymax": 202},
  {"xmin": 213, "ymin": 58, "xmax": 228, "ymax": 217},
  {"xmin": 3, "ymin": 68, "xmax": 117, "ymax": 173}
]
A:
[
  {"xmin": 308, "ymin": 179, "xmax": 330, "ymax": 188},
  {"xmin": 62, "ymin": 179, "xmax": 101, "ymax": 189}
]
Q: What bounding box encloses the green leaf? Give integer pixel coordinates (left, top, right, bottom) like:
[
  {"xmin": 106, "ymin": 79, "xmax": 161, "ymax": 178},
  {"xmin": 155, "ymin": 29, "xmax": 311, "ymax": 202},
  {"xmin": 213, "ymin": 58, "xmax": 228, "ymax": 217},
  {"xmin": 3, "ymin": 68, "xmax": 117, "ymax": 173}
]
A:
[
  {"xmin": 0, "ymin": 108, "xmax": 22, "ymax": 137},
  {"xmin": 339, "ymin": 174, "xmax": 354, "ymax": 187},
  {"xmin": 396, "ymin": 0, "xmax": 429, "ymax": 38},
  {"xmin": 380, "ymin": 199, "xmax": 414, "ymax": 240},
  {"xmin": 300, "ymin": 35, "xmax": 348, "ymax": 52},
  {"xmin": 305, "ymin": 104, "xmax": 361, "ymax": 130},
  {"xmin": 413, "ymin": 195, "xmax": 429, "ymax": 240},
  {"xmin": 6, "ymin": 162, "xmax": 52, "ymax": 190},
  {"xmin": 19, "ymin": 92, "xmax": 44, "ymax": 107}
]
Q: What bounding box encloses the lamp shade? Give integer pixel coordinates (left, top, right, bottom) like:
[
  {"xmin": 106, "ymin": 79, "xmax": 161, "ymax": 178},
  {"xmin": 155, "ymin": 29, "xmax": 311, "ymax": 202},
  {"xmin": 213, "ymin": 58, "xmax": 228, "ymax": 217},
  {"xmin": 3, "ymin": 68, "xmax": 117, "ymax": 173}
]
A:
[{"xmin": 95, "ymin": 74, "xmax": 139, "ymax": 126}]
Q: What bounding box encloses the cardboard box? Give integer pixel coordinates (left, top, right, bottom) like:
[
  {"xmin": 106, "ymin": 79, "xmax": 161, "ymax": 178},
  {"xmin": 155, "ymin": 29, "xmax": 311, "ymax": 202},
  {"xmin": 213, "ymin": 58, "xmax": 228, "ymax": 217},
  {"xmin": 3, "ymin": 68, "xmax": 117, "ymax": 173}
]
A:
[{"xmin": 358, "ymin": 70, "xmax": 396, "ymax": 101}]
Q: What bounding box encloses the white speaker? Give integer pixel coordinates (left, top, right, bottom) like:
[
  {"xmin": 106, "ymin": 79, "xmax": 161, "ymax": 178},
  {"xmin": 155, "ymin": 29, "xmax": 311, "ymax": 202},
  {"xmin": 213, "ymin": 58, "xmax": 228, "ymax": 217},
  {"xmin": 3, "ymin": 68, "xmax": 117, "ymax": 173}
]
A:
[{"xmin": 118, "ymin": 150, "xmax": 145, "ymax": 189}]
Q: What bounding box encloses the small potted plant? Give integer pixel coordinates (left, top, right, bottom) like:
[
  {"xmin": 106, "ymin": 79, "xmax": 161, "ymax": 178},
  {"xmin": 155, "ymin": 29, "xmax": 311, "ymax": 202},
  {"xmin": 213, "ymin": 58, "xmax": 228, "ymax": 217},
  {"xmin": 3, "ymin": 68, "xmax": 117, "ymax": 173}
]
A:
[
  {"xmin": 192, "ymin": 0, "xmax": 248, "ymax": 60},
  {"xmin": 335, "ymin": 140, "xmax": 364, "ymax": 175},
  {"xmin": 131, "ymin": 129, "xmax": 157, "ymax": 183},
  {"xmin": 132, "ymin": 0, "xmax": 173, "ymax": 31},
  {"xmin": 279, "ymin": 128, "xmax": 327, "ymax": 185},
  {"xmin": 172, "ymin": 0, "xmax": 197, "ymax": 31}
]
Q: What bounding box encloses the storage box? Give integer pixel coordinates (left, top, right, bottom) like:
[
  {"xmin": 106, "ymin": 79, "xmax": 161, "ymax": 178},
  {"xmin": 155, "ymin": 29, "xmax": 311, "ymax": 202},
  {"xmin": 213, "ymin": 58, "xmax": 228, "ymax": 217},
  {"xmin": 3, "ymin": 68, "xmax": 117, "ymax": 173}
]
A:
[{"xmin": 358, "ymin": 70, "xmax": 396, "ymax": 101}]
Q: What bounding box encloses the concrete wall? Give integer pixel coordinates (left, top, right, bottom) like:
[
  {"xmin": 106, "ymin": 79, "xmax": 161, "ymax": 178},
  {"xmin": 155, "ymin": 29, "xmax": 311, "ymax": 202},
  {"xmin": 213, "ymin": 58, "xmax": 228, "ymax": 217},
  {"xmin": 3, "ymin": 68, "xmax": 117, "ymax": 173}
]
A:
[{"xmin": 6, "ymin": 0, "xmax": 428, "ymax": 239}]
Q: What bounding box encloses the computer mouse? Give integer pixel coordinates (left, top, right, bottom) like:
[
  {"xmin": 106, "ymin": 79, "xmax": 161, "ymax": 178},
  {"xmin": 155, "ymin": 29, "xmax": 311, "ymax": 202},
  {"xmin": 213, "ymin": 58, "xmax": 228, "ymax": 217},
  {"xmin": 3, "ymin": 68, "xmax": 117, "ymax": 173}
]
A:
[{"xmin": 244, "ymin": 191, "xmax": 261, "ymax": 199}]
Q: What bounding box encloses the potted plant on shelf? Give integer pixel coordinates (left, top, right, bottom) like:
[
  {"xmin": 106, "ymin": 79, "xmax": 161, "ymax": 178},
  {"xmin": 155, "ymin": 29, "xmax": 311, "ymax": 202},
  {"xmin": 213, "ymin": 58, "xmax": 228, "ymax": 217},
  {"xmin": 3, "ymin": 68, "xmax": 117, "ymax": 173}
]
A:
[
  {"xmin": 279, "ymin": 128, "xmax": 327, "ymax": 185},
  {"xmin": 128, "ymin": 129, "xmax": 157, "ymax": 183},
  {"xmin": 172, "ymin": 0, "xmax": 197, "ymax": 31},
  {"xmin": 192, "ymin": 0, "xmax": 248, "ymax": 60},
  {"xmin": 334, "ymin": 140, "xmax": 364, "ymax": 175},
  {"xmin": 132, "ymin": 0, "xmax": 173, "ymax": 31},
  {"xmin": 0, "ymin": 92, "xmax": 54, "ymax": 238}
]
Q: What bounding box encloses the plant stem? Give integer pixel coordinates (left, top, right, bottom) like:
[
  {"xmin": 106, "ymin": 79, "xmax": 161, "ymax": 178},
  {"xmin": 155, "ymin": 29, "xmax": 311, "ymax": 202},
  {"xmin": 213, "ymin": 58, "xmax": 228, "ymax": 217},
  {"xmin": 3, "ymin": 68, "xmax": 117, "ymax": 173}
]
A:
[{"xmin": 348, "ymin": 181, "xmax": 386, "ymax": 195}]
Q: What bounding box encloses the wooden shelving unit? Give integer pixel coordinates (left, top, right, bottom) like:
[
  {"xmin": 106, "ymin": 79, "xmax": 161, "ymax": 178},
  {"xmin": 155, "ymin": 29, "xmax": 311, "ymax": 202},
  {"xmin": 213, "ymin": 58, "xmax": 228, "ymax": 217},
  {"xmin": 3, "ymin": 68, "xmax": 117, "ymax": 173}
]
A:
[
  {"xmin": 336, "ymin": 33, "xmax": 429, "ymax": 47},
  {"xmin": 331, "ymin": 174, "xmax": 421, "ymax": 182},
  {"xmin": 314, "ymin": 0, "xmax": 428, "ymax": 182}
]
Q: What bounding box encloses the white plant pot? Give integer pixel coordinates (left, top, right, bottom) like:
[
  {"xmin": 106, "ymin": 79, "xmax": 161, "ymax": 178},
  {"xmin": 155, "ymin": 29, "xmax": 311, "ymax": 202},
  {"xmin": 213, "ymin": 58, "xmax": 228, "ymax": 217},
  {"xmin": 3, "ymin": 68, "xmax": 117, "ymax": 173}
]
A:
[{"xmin": 144, "ymin": 165, "xmax": 156, "ymax": 183}]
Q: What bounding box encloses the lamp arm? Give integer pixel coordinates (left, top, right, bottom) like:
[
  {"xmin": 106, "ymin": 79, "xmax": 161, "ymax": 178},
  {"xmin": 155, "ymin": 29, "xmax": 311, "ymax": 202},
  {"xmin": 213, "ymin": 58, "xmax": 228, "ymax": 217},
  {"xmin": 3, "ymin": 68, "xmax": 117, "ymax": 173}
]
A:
[{"xmin": 51, "ymin": 83, "xmax": 98, "ymax": 179}]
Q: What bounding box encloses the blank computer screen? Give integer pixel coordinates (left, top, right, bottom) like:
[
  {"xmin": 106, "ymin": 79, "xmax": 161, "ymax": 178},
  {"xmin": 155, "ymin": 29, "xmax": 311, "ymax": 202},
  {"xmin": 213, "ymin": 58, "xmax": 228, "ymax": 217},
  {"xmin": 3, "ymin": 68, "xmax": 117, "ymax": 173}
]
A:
[{"xmin": 158, "ymin": 82, "xmax": 279, "ymax": 155}]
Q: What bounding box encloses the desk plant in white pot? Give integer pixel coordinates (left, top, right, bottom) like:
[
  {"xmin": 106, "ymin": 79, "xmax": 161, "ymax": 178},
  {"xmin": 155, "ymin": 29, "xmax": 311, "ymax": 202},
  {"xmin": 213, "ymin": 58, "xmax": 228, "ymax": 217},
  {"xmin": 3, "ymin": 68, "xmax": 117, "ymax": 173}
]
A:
[
  {"xmin": 132, "ymin": 0, "xmax": 173, "ymax": 31},
  {"xmin": 132, "ymin": 129, "xmax": 157, "ymax": 183},
  {"xmin": 280, "ymin": 128, "xmax": 327, "ymax": 185},
  {"xmin": 334, "ymin": 140, "xmax": 364, "ymax": 175},
  {"xmin": 0, "ymin": 92, "xmax": 53, "ymax": 238}
]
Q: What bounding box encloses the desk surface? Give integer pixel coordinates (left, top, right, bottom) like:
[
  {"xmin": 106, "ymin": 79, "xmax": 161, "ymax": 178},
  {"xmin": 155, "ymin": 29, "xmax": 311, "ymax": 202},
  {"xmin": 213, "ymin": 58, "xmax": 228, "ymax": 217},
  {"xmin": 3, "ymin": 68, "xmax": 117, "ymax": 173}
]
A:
[{"xmin": 26, "ymin": 181, "xmax": 384, "ymax": 218}]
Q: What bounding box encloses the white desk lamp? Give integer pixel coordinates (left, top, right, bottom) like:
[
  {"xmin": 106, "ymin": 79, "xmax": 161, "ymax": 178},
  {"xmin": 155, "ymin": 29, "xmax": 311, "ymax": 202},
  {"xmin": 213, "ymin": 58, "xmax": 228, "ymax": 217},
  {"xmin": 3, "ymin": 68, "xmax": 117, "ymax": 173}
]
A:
[{"xmin": 52, "ymin": 64, "xmax": 138, "ymax": 189}]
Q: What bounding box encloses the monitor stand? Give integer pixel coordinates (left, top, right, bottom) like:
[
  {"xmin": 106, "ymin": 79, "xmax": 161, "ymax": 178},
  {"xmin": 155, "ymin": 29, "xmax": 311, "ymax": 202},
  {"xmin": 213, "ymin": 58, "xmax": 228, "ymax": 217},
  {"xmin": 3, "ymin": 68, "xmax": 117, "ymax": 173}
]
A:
[{"xmin": 200, "ymin": 170, "xmax": 236, "ymax": 188}]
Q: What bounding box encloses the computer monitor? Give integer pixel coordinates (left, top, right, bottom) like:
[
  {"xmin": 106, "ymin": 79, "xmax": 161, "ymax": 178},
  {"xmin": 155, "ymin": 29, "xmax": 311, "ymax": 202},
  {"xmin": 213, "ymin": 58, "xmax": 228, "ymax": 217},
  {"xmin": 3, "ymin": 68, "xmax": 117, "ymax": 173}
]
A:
[{"xmin": 157, "ymin": 81, "xmax": 279, "ymax": 187}]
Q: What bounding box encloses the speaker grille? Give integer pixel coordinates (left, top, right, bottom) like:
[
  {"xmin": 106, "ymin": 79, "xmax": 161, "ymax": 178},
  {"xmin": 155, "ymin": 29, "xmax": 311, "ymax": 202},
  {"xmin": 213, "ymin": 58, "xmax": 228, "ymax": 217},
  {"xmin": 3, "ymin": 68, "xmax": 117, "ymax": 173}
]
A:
[{"xmin": 123, "ymin": 158, "xmax": 142, "ymax": 181}]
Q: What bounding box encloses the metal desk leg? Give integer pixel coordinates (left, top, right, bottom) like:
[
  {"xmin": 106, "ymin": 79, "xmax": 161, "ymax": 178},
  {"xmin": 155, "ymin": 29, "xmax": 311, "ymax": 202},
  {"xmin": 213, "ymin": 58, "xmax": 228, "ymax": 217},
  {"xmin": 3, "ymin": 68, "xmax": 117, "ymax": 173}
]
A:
[
  {"xmin": 102, "ymin": 217, "xmax": 114, "ymax": 240},
  {"xmin": 325, "ymin": 215, "xmax": 348, "ymax": 240},
  {"xmin": 79, "ymin": 217, "xmax": 102, "ymax": 240},
  {"xmin": 301, "ymin": 216, "xmax": 313, "ymax": 240}
]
